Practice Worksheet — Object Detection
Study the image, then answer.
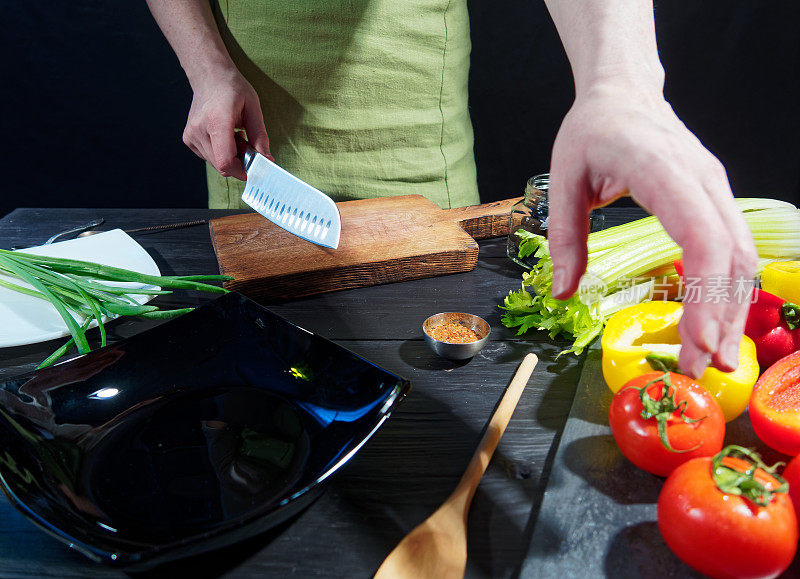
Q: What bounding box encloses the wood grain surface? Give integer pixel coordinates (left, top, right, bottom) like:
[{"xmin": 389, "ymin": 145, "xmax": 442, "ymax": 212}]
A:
[{"xmin": 209, "ymin": 196, "xmax": 520, "ymax": 301}]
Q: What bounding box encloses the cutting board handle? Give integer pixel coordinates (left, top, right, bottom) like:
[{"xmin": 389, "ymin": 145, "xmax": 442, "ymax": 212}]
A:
[{"xmin": 447, "ymin": 197, "xmax": 522, "ymax": 240}]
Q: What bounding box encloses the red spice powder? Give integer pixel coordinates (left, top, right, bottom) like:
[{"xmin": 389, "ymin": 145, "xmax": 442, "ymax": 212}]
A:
[{"xmin": 429, "ymin": 322, "xmax": 481, "ymax": 343}]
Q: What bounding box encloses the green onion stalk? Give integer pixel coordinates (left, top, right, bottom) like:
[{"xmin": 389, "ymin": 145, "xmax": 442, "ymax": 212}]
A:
[
  {"xmin": 0, "ymin": 249, "xmax": 232, "ymax": 368},
  {"xmin": 500, "ymin": 198, "xmax": 800, "ymax": 356}
]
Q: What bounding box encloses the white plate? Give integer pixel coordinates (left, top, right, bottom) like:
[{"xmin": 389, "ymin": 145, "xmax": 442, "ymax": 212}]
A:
[{"xmin": 0, "ymin": 229, "xmax": 160, "ymax": 348}]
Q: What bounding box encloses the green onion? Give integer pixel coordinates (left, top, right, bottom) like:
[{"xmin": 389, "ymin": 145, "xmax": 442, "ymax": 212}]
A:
[
  {"xmin": 0, "ymin": 253, "xmax": 91, "ymax": 354},
  {"xmin": 75, "ymin": 286, "xmax": 106, "ymax": 348},
  {"xmin": 0, "ymin": 250, "xmax": 233, "ymax": 366},
  {"xmin": 0, "ymin": 278, "xmax": 48, "ymax": 299},
  {"xmin": 37, "ymin": 319, "xmax": 94, "ymax": 370},
  {"xmin": 501, "ymin": 198, "xmax": 800, "ymax": 355},
  {"xmin": 0, "ymin": 251, "xmax": 228, "ymax": 293},
  {"xmin": 137, "ymin": 307, "xmax": 196, "ymax": 320}
]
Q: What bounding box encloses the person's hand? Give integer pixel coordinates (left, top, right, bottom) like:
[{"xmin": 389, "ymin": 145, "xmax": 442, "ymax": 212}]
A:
[
  {"xmin": 547, "ymin": 83, "xmax": 758, "ymax": 378},
  {"xmin": 183, "ymin": 66, "xmax": 272, "ymax": 181}
]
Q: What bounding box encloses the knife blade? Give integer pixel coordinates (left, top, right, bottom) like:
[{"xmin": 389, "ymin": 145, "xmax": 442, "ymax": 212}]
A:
[{"xmin": 241, "ymin": 148, "xmax": 341, "ymax": 249}]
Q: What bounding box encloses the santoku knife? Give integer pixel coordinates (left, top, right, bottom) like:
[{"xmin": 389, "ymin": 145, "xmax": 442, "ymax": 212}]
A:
[{"xmin": 241, "ymin": 148, "xmax": 341, "ymax": 249}]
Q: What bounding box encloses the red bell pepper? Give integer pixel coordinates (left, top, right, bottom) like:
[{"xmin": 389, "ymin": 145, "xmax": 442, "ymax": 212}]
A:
[
  {"xmin": 673, "ymin": 259, "xmax": 800, "ymax": 369},
  {"xmin": 674, "ymin": 258, "xmax": 684, "ymax": 279},
  {"xmin": 745, "ymin": 289, "xmax": 800, "ymax": 369},
  {"xmin": 748, "ymin": 350, "xmax": 800, "ymax": 455}
]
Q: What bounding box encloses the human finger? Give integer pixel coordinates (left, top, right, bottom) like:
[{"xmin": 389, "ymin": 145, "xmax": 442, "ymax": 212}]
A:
[
  {"xmin": 700, "ymin": 164, "xmax": 758, "ymax": 371},
  {"xmin": 676, "ymin": 220, "xmax": 734, "ymax": 378},
  {"xmin": 631, "ymin": 170, "xmax": 733, "ymax": 378},
  {"xmin": 184, "ymin": 139, "xmax": 202, "ymax": 160},
  {"xmin": 207, "ymin": 113, "xmax": 247, "ymax": 181},
  {"xmin": 709, "ymin": 272, "xmax": 753, "ymax": 372},
  {"xmin": 242, "ymin": 92, "xmax": 273, "ymax": 162},
  {"xmin": 183, "ymin": 115, "xmax": 210, "ymax": 161},
  {"xmin": 183, "ymin": 125, "xmax": 214, "ymax": 167},
  {"xmin": 547, "ymin": 168, "xmax": 590, "ymax": 300}
]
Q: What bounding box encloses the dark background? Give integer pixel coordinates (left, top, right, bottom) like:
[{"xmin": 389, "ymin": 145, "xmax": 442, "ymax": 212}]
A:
[{"xmin": 1, "ymin": 1, "xmax": 798, "ymax": 218}]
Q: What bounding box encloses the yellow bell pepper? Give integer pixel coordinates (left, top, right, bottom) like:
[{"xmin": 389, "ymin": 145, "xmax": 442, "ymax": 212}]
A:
[
  {"xmin": 761, "ymin": 261, "xmax": 800, "ymax": 305},
  {"xmin": 601, "ymin": 301, "xmax": 760, "ymax": 422}
]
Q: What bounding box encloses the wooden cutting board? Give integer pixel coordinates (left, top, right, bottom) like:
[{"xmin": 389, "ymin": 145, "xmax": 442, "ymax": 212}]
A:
[{"xmin": 209, "ymin": 195, "xmax": 521, "ymax": 301}]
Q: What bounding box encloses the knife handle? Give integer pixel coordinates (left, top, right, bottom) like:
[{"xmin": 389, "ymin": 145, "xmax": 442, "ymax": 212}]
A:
[
  {"xmin": 242, "ymin": 147, "xmax": 257, "ymax": 172},
  {"xmin": 235, "ymin": 133, "xmax": 258, "ymax": 172}
]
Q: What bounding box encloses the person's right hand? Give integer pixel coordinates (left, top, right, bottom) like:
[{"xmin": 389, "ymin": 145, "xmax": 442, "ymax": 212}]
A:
[
  {"xmin": 183, "ymin": 67, "xmax": 272, "ymax": 181},
  {"xmin": 546, "ymin": 83, "xmax": 758, "ymax": 378}
]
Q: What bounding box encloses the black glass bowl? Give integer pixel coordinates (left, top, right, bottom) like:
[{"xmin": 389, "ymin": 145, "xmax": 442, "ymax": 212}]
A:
[{"xmin": 0, "ymin": 293, "xmax": 410, "ymax": 571}]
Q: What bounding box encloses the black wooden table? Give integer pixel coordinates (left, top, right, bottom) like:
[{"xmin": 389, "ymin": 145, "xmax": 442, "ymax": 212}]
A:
[{"xmin": 0, "ymin": 207, "xmax": 645, "ymax": 578}]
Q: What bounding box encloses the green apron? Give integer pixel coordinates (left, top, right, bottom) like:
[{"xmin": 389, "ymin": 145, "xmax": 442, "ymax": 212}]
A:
[{"xmin": 208, "ymin": 0, "xmax": 479, "ymax": 209}]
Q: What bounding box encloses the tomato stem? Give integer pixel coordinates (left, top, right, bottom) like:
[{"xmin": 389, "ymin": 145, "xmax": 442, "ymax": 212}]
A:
[
  {"xmin": 637, "ymin": 372, "xmax": 706, "ymax": 454},
  {"xmin": 646, "ymin": 353, "xmax": 680, "ymax": 374},
  {"xmin": 711, "ymin": 445, "xmax": 788, "ymax": 507}
]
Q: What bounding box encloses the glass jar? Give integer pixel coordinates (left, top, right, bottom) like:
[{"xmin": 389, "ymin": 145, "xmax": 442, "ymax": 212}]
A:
[{"xmin": 507, "ymin": 174, "xmax": 605, "ymax": 269}]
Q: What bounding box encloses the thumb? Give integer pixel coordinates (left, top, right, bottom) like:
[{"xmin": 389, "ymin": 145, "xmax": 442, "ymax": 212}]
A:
[
  {"xmin": 546, "ymin": 171, "xmax": 589, "ymax": 299},
  {"xmin": 242, "ymin": 93, "xmax": 273, "ymax": 162}
]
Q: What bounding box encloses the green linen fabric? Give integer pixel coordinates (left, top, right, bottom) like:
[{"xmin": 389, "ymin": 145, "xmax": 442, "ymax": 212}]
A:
[{"xmin": 208, "ymin": 0, "xmax": 479, "ymax": 210}]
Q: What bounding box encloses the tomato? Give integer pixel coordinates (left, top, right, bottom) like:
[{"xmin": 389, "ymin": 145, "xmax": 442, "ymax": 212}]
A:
[
  {"xmin": 609, "ymin": 372, "xmax": 725, "ymax": 477},
  {"xmin": 749, "ymin": 351, "xmax": 800, "ymax": 456},
  {"xmin": 783, "ymin": 454, "xmax": 800, "ymax": 516},
  {"xmin": 658, "ymin": 447, "xmax": 798, "ymax": 579}
]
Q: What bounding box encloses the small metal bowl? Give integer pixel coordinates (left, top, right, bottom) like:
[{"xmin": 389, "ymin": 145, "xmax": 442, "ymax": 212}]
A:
[{"xmin": 422, "ymin": 312, "xmax": 491, "ymax": 360}]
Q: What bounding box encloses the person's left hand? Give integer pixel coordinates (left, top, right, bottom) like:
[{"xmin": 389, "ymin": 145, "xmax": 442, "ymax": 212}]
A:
[{"xmin": 546, "ymin": 82, "xmax": 758, "ymax": 378}]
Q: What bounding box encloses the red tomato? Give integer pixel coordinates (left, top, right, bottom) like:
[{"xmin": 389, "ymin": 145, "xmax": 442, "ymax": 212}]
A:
[
  {"xmin": 749, "ymin": 351, "xmax": 800, "ymax": 456},
  {"xmin": 783, "ymin": 454, "xmax": 800, "ymax": 516},
  {"xmin": 658, "ymin": 449, "xmax": 798, "ymax": 579},
  {"xmin": 608, "ymin": 372, "xmax": 725, "ymax": 476}
]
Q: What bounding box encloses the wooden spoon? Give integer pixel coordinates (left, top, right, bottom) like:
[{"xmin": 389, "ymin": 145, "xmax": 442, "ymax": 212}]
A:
[{"xmin": 374, "ymin": 353, "xmax": 539, "ymax": 579}]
